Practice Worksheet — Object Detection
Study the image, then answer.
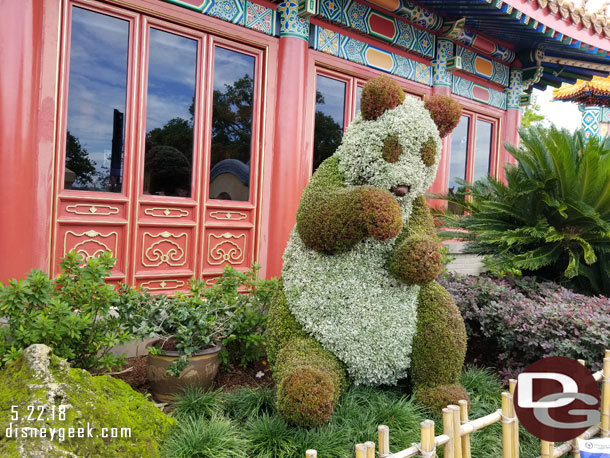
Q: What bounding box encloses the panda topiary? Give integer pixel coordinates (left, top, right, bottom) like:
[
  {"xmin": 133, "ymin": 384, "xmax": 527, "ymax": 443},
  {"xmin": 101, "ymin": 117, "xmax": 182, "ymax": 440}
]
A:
[{"xmin": 267, "ymin": 75, "xmax": 468, "ymax": 427}]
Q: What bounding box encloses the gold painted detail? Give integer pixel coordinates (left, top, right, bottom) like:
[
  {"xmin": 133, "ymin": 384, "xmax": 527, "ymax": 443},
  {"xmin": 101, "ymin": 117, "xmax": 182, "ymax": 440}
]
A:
[
  {"xmin": 142, "ymin": 231, "xmax": 188, "ymax": 267},
  {"xmin": 209, "ymin": 210, "xmax": 247, "ymax": 221},
  {"xmin": 144, "ymin": 207, "xmax": 189, "ymax": 218},
  {"xmin": 64, "ymin": 230, "xmax": 118, "ymax": 261},
  {"xmin": 140, "ymin": 279, "xmax": 186, "ymax": 291},
  {"xmin": 208, "ymin": 232, "xmax": 246, "ymax": 266},
  {"xmin": 65, "ymin": 204, "xmax": 119, "ymax": 216}
]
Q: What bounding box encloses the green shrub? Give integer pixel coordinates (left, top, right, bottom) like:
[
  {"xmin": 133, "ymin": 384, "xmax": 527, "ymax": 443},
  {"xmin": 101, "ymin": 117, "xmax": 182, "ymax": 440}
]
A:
[
  {"xmin": 277, "ymin": 366, "xmax": 336, "ymax": 427},
  {"xmin": 172, "ymin": 386, "xmax": 224, "ymax": 420},
  {"xmin": 245, "ymin": 414, "xmax": 298, "ymax": 458},
  {"xmin": 415, "ymin": 383, "xmax": 470, "ymax": 413},
  {"xmin": 411, "ymin": 281, "xmax": 466, "ymax": 388},
  {"xmin": 161, "ymin": 415, "xmax": 247, "ymax": 458},
  {"xmin": 423, "ymin": 94, "xmax": 462, "ymax": 138},
  {"xmin": 440, "ymin": 126, "xmax": 610, "ymax": 295},
  {"xmin": 360, "ymin": 75, "xmax": 405, "ymax": 121},
  {"xmin": 0, "ymin": 251, "xmax": 134, "ymax": 371},
  {"xmin": 224, "ymin": 387, "xmax": 276, "ymax": 421}
]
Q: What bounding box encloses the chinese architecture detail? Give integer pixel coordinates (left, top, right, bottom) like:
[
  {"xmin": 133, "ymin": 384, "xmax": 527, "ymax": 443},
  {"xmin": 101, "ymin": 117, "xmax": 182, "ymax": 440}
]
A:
[
  {"xmin": 581, "ymin": 106, "xmax": 602, "ymax": 138},
  {"xmin": 455, "ymin": 46, "xmax": 510, "ymax": 87},
  {"xmin": 441, "ymin": 18, "xmax": 515, "ymax": 64},
  {"xmin": 311, "ymin": 25, "xmax": 432, "ymax": 85},
  {"xmin": 506, "ymin": 69, "xmax": 523, "ymax": 110},
  {"xmin": 452, "ymin": 75, "xmax": 507, "ymax": 110},
  {"xmin": 366, "ymin": 0, "xmax": 442, "ymax": 31},
  {"xmin": 162, "ymin": 0, "xmax": 277, "ymax": 36},
  {"xmin": 278, "ymin": 1, "xmax": 310, "ymax": 40},
  {"xmin": 432, "ymin": 38, "xmax": 453, "ymax": 88}
]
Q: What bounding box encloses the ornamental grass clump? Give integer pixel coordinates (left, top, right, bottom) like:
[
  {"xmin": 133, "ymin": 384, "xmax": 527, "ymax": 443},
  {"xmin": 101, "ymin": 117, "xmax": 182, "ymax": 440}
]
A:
[
  {"xmin": 440, "ymin": 272, "xmax": 610, "ymax": 378},
  {"xmin": 439, "ymin": 126, "xmax": 610, "ymax": 296}
]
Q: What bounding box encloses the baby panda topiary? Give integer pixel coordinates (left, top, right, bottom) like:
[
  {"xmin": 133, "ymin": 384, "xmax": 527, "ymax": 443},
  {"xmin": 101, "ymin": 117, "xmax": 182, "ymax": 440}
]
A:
[{"xmin": 267, "ymin": 75, "xmax": 467, "ymax": 426}]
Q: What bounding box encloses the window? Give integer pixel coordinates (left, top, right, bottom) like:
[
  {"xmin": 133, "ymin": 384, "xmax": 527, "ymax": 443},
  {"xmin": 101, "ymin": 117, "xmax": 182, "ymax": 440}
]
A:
[
  {"xmin": 311, "ymin": 68, "xmax": 422, "ymax": 173},
  {"xmin": 64, "ymin": 7, "xmax": 129, "ymax": 192},
  {"xmin": 143, "ymin": 28, "xmax": 197, "ymax": 198},
  {"xmin": 448, "ymin": 112, "xmax": 498, "ymax": 193},
  {"xmin": 208, "ymin": 46, "xmax": 256, "ymax": 202}
]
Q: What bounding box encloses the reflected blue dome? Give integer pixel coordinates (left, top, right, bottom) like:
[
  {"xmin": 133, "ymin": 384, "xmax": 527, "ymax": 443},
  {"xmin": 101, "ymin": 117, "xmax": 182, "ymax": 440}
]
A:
[{"xmin": 210, "ymin": 159, "xmax": 250, "ymax": 185}]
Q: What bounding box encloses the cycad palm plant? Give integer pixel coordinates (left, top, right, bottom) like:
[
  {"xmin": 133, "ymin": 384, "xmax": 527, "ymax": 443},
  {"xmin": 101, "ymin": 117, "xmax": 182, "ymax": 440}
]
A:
[{"xmin": 440, "ymin": 126, "xmax": 610, "ymax": 295}]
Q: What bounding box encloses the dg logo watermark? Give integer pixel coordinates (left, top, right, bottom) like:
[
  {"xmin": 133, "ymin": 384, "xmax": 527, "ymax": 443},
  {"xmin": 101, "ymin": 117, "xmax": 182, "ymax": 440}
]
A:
[{"xmin": 514, "ymin": 356, "xmax": 601, "ymax": 442}]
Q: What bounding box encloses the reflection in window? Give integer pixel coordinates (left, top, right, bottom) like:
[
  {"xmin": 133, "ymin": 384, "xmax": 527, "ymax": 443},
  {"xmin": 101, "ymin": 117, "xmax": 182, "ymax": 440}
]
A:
[
  {"xmin": 209, "ymin": 47, "xmax": 255, "ymax": 201},
  {"xmin": 313, "ymin": 75, "xmax": 346, "ymax": 172},
  {"xmin": 473, "ymin": 120, "xmax": 493, "ymax": 183},
  {"xmin": 64, "ymin": 7, "xmax": 128, "ymax": 192},
  {"xmin": 448, "ymin": 116, "xmax": 470, "ymax": 192},
  {"xmin": 143, "ymin": 29, "xmax": 197, "ymax": 197}
]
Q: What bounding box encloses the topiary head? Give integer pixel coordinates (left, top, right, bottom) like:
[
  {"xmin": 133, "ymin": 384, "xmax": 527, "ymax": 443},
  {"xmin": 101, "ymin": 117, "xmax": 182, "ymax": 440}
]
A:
[
  {"xmin": 360, "ymin": 75, "xmax": 405, "ymax": 121},
  {"xmin": 424, "ymin": 95, "xmax": 462, "ymax": 138}
]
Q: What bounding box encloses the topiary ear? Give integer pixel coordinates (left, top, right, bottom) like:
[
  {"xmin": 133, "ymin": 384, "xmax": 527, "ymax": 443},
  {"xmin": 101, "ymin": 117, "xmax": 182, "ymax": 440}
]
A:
[
  {"xmin": 424, "ymin": 95, "xmax": 462, "ymax": 138},
  {"xmin": 360, "ymin": 75, "xmax": 405, "ymax": 121}
]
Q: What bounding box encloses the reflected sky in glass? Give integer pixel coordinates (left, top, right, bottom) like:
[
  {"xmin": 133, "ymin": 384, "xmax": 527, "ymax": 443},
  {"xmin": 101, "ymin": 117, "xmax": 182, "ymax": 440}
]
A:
[
  {"xmin": 144, "ymin": 28, "xmax": 197, "ymax": 197},
  {"xmin": 355, "ymin": 85, "xmax": 363, "ymax": 115},
  {"xmin": 316, "ymin": 75, "xmax": 345, "ymax": 126},
  {"xmin": 65, "ymin": 7, "xmax": 128, "ymax": 192},
  {"xmin": 448, "ymin": 116, "xmax": 469, "ymax": 191},
  {"xmin": 473, "ymin": 120, "xmax": 493, "ymax": 182}
]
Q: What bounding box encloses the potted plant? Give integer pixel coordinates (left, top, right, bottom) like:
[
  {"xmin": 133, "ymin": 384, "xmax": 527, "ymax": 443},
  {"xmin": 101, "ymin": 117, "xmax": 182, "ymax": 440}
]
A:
[{"xmin": 131, "ymin": 265, "xmax": 274, "ymax": 402}]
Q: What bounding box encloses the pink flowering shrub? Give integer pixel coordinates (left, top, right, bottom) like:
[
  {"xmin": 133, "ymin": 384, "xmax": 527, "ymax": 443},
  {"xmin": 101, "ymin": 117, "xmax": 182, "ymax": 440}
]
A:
[{"xmin": 439, "ymin": 273, "xmax": 610, "ymax": 379}]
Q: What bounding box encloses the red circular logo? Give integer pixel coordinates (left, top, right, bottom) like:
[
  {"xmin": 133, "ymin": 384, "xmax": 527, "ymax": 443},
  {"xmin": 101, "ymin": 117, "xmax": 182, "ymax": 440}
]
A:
[{"xmin": 514, "ymin": 357, "xmax": 600, "ymax": 442}]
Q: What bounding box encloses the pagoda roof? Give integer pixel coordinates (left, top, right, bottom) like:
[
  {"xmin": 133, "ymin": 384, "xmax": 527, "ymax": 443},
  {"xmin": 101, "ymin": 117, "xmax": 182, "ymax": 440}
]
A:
[{"xmin": 553, "ymin": 75, "xmax": 610, "ymax": 106}]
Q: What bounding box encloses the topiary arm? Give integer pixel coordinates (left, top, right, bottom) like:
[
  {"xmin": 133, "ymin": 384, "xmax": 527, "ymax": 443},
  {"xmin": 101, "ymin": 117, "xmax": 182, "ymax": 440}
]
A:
[
  {"xmin": 388, "ymin": 196, "xmax": 442, "ymax": 285},
  {"xmin": 297, "ymin": 157, "xmax": 403, "ymax": 253}
]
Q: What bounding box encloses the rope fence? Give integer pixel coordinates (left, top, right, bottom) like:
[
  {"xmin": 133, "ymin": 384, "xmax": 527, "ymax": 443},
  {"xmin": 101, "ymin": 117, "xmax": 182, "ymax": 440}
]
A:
[{"xmin": 304, "ymin": 350, "xmax": 610, "ymax": 458}]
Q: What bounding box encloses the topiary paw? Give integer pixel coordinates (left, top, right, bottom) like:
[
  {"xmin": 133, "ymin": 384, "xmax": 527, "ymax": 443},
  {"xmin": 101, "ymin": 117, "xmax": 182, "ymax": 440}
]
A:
[
  {"xmin": 356, "ymin": 186, "xmax": 403, "ymax": 241},
  {"xmin": 277, "ymin": 366, "xmax": 337, "ymax": 427},
  {"xmin": 388, "ymin": 235, "xmax": 442, "ymax": 285},
  {"xmin": 415, "ymin": 384, "xmax": 470, "ymax": 413}
]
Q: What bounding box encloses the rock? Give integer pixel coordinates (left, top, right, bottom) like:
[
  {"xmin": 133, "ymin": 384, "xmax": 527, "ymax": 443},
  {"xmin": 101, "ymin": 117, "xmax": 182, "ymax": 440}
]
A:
[{"xmin": 0, "ymin": 344, "xmax": 176, "ymax": 457}]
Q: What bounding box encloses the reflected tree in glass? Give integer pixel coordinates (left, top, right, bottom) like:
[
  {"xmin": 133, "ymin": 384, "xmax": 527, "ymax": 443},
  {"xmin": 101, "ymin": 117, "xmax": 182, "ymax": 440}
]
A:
[
  {"xmin": 312, "ymin": 75, "xmax": 345, "ymax": 172},
  {"xmin": 209, "ymin": 47, "xmax": 255, "ymax": 202}
]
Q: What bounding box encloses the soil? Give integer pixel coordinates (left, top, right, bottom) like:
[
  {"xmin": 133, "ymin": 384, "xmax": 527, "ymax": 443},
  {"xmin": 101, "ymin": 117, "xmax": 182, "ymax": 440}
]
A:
[{"xmin": 109, "ymin": 355, "xmax": 274, "ymax": 394}]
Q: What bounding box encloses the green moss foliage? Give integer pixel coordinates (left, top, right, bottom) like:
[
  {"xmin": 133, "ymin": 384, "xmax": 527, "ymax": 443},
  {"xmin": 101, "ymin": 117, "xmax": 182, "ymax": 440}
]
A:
[
  {"xmin": 360, "ymin": 75, "xmax": 405, "ymax": 121},
  {"xmin": 0, "ymin": 345, "xmax": 175, "ymax": 457},
  {"xmin": 296, "ymin": 157, "xmax": 402, "ymax": 253},
  {"xmin": 266, "ymin": 281, "xmax": 308, "ymax": 367},
  {"xmin": 419, "ymin": 137, "xmax": 437, "ymax": 167},
  {"xmin": 411, "ymin": 281, "xmax": 467, "ymax": 390},
  {"xmin": 277, "ymin": 367, "xmax": 336, "ymax": 427},
  {"xmin": 389, "ymin": 197, "xmax": 442, "ymax": 284},
  {"xmin": 382, "ymin": 134, "xmax": 402, "ymax": 163},
  {"xmin": 415, "ymin": 384, "xmax": 470, "ymax": 413},
  {"xmin": 424, "ymin": 94, "xmax": 462, "ymax": 138}
]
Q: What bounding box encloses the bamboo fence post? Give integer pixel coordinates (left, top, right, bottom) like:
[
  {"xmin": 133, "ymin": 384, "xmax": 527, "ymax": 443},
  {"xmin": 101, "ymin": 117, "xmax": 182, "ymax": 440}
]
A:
[
  {"xmin": 378, "ymin": 425, "xmax": 390, "ymax": 457},
  {"xmin": 459, "ymin": 400, "xmax": 472, "ymax": 458},
  {"xmin": 364, "ymin": 441, "xmax": 375, "ymax": 458},
  {"xmin": 355, "ymin": 443, "xmax": 366, "ymax": 458},
  {"xmin": 541, "ymin": 440, "xmax": 554, "ymax": 458},
  {"xmin": 306, "ymin": 451, "xmax": 317, "ymax": 458},
  {"xmin": 571, "ymin": 359, "xmax": 587, "ymax": 457},
  {"xmin": 421, "ymin": 420, "xmax": 436, "ymax": 457},
  {"xmin": 443, "ymin": 407, "xmax": 455, "ymax": 458},
  {"xmin": 602, "ymin": 351, "xmax": 610, "ymax": 438},
  {"xmin": 502, "ymin": 392, "xmax": 515, "ymax": 458},
  {"xmin": 450, "ymin": 405, "xmax": 463, "ymax": 458},
  {"xmin": 509, "ymin": 380, "xmax": 520, "ymax": 458}
]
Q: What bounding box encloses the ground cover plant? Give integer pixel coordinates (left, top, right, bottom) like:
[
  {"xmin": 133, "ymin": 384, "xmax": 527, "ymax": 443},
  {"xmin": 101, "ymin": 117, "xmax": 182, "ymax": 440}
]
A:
[
  {"xmin": 440, "ymin": 126, "xmax": 610, "ymax": 296},
  {"xmin": 440, "ymin": 272, "xmax": 610, "ymax": 378},
  {"xmin": 161, "ymin": 367, "xmax": 542, "ymax": 458}
]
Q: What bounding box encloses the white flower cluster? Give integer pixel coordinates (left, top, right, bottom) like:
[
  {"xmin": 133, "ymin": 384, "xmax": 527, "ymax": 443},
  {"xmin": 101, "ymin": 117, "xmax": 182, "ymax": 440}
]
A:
[
  {"xmin": 336, "ymin": 97, "xmax": 441, "ymax": 215},
  {"xmin": 283, "ymin": 232, "xmax": 419, "ymax": 386}
]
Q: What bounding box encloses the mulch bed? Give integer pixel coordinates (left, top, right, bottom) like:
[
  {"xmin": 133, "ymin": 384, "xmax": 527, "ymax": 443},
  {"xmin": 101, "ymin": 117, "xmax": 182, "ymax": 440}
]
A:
[{"xmin": 110, "ymin": 355, "xmax": 274, "ymax": 394}]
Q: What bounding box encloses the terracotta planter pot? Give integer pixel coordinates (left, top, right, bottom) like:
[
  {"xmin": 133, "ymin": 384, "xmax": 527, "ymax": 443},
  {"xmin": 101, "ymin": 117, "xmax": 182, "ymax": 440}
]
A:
[{"xmin": 147, "ymin": 340, "xmax": 222, "ymax": 403}]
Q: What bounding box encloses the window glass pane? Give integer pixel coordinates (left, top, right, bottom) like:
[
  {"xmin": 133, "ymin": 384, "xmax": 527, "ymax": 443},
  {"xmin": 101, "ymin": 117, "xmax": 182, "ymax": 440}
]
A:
[
  {"xmin": 473, "ymin": 120, "xmax": 493, "ymax": 182},
  {"xmin": 65, "ymin": 7, "xmax": 128, "ymax": 192},
  {"xmin": 448, "ymin": 116, "xmax": 470, "ymax": 192},
  {"xmin": 313, "ymin": 75, "xmax": 346, "ymax": 172},
  {"xmin": 143, "ymin": 28, "xmax": 197, "ymax": 197},
  {"xmin": 355, "ymin": 85, "xmax": 363, "ymax": 115},
  {"xmin": 209, "ymin": 46, "xmax": 255, "ymax": 201}
]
